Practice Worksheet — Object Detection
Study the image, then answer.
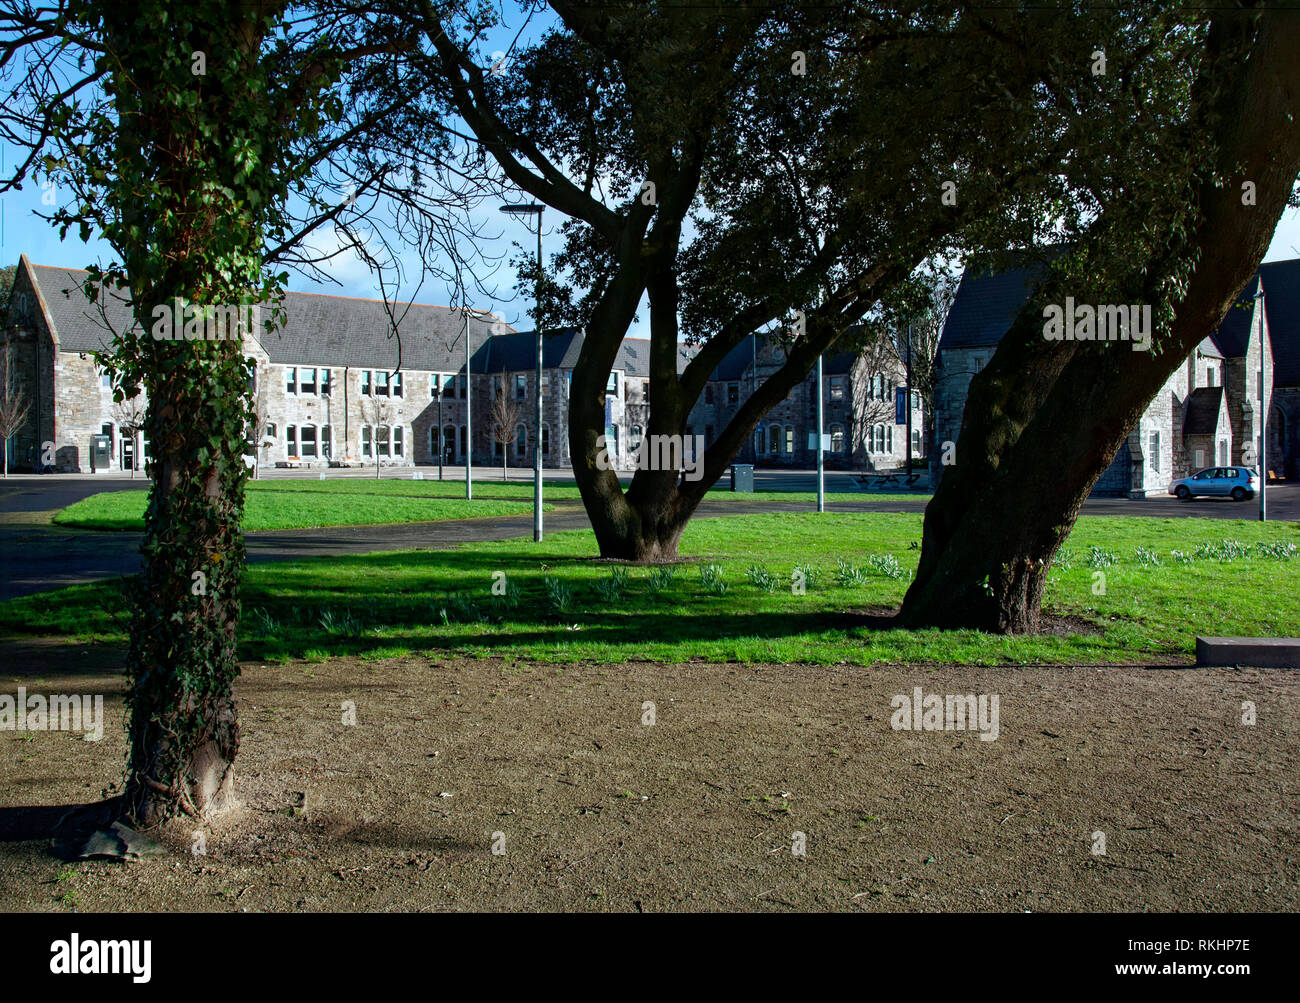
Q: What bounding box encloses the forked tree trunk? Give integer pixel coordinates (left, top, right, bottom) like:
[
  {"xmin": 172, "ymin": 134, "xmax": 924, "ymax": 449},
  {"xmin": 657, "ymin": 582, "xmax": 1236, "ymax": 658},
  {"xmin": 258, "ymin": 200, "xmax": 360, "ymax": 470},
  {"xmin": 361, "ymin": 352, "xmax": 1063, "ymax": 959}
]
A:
[{"xmin": 901, "ymin": 11, "xmax": 1300, "ymax": 633}]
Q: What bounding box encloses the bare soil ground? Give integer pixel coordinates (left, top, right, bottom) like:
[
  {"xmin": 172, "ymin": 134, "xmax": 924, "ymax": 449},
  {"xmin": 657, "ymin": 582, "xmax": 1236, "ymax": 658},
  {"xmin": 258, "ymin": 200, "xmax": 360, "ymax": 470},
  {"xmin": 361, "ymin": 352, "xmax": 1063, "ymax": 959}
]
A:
[{"xmin": 1, "ymin": 642, "xmax": 1297, "ymax": 912}]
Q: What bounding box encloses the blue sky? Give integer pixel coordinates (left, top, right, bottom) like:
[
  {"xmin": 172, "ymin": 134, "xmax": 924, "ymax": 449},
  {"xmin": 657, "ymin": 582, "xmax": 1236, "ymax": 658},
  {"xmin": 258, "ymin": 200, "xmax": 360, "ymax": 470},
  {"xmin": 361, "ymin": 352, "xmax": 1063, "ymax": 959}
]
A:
[{"xmin": 4, "ymin": 0, "xmax": 1299, "ymax": 336}]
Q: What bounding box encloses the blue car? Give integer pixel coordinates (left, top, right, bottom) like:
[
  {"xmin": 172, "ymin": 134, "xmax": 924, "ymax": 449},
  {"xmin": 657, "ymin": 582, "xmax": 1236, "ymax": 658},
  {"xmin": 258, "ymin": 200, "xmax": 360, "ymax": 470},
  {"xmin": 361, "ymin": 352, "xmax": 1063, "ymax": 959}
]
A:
[{"xmin": 1168, "ymin": 466, "xmax": 1259, "ymax": 501}]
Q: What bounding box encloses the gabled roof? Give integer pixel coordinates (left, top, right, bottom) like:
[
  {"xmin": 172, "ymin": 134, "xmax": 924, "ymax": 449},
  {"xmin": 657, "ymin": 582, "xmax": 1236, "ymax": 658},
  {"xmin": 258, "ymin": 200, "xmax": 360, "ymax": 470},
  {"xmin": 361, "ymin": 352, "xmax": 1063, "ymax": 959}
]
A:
[
  {"xmin": 940, "ymin": 252, "xmax": 1300, "ymax": 389},
  {"xmin": 1209, "ymin": 278, "xmax": 1259, "ymax": 360},
  {"xmin": 20, "ymin": 261, "xmax": 506, "ymax": 372},
  {"xmin": 1183, "ymin": 385, "xmax": 1224, "ymax": 435},
  {"xmin": 1260, "ymin": 259, "xmax": 1300, "ymax": 387},
  {"xmin": 938, "ymin": 253, "xmax": 1051, "ymax": 351}
]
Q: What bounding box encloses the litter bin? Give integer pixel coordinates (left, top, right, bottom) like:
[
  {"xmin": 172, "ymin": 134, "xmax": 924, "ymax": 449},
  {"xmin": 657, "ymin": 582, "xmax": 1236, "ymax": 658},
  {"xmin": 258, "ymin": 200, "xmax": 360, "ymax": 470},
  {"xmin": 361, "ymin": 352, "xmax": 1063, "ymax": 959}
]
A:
[{"xmin": 731, "ymin": 463, "xmax": 754, "ymax": 492}]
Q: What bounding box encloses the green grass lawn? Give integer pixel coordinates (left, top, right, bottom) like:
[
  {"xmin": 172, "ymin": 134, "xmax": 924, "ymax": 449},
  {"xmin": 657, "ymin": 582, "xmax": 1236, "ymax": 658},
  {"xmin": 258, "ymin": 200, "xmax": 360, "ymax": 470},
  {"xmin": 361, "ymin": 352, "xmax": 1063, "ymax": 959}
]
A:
[
  {"xmin": 6, "ymin": 511, "xmax": 1298, "ymax": 666},
  {"xmin": 52, "ymin": 481, "xmax": 539, "ymax": 531},
  {"xmin": 51, "ymin": 476, "xmax": 926, "ymax": 531}
]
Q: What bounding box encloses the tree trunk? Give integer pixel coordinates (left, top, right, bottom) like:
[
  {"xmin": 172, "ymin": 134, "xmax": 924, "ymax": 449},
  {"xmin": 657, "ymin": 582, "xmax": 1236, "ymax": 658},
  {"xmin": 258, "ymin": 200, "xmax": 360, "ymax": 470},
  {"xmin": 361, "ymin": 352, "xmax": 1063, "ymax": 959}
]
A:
[
  {"xmin": 126, "ymin": 340, "xmax": 248, "ymax": 824},
  {"xmin": 901, "ymin": 11, "xmax": 1300, "ymax": 633}
]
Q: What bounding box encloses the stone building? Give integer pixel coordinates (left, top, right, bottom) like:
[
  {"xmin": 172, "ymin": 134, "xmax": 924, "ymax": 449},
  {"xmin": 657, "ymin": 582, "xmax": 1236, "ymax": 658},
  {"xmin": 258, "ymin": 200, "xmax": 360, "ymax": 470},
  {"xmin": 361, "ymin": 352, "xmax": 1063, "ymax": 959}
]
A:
[
  {"xmin": 686, "ymin": 332, "xmax": 921, "ymax": 471},
  {"xmin": 0, "ymin": 255, "xmax": 662, "ymax": 474},
  {"xmin": 931, "ymin": 255, "xmax": 1297, "ymax": 496}
]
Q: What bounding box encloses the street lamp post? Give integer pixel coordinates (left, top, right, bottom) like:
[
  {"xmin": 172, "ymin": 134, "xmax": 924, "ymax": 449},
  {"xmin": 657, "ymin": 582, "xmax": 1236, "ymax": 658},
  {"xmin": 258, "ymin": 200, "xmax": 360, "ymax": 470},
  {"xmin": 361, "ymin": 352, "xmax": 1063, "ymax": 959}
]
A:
[
  {"xmin": 1254, "ymin": 287, "xmax": 1267, "ymax": 522},
  {"xmin": 501, "ymin": 202, "xmax": 545, "ymax": 541}
]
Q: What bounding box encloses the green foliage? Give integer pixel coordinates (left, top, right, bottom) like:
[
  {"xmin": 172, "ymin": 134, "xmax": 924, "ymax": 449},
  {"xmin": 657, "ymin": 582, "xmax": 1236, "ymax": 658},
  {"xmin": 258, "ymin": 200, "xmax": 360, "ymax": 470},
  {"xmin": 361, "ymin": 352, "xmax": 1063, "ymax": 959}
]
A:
[
  {"xmin": 835, "ymin": 557, "xmax": 868, "ymax": 586},
  {"xmin": 745, "ymin": 565, "xmax": 777, "ymax": 592},
  {"xmin": 591, "ymin": 567, "xmax": 629, "ymax": 604},
  {"xmin": 699, "ymin": 562, "xmax": 728, "ymax": 596},
  {"xmin": 544, "ymin": 577, "xmax": 575, "ymax": 614},
  {"xmin": 645, "ymin": 565, "xmax": 677, "ymax": 597}
]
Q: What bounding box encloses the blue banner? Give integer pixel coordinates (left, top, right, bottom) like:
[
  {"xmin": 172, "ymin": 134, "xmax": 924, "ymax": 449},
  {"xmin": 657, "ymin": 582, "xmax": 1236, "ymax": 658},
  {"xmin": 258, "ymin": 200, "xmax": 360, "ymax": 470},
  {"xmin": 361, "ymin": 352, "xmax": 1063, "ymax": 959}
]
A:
[{"xmin": 895, "ymin": 387, "xmax": 907, "ymax": 424}]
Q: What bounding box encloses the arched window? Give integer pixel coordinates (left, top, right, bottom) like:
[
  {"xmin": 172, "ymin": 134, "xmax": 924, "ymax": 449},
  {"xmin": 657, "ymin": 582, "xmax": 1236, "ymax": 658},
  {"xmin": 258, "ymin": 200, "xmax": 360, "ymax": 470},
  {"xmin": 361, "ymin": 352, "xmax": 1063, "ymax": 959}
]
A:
[
  {"xmin": 360, "ymin": 426, "xmax": 371, "ymax": 458},
  {"xmin": 830, "ymin": 424, "xmax": 844, "ymax": 453},
  {"xmin": 376, "ymin": 425, "xmax": 391, "ymax": 457},
  {"xmin": 393, "ymin": 425, "xmax": 404, "ymax": 457},
  {"xmin": 443, "ymin": 425, "xmax": 455, "ymax": 461},
  {"xmin": 629, "ymin": 425, "xmax": 642, "ymax": 451},
  {"xmin": 515, "ymin": 424, "xmax": 528, "ymax": 458},
  {"xmin": 769, "ymin": 425, "xmax": 780, "ymax": 454}
]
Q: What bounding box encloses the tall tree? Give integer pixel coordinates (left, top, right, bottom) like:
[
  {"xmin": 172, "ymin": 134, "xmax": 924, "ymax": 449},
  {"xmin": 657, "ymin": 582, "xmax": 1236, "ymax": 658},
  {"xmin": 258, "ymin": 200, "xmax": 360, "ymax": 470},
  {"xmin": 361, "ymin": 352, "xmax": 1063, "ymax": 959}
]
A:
[
  {"xmin": 0, "ymin": 0, "xmax": 459, "ymax": 821},
  {"xmin": 403, "ymin": 0, "xmax": 1183, "ymax": 560},
  {"xmin": 901, "ymin": 7, "xmax": 1300, "ymax": 632}
]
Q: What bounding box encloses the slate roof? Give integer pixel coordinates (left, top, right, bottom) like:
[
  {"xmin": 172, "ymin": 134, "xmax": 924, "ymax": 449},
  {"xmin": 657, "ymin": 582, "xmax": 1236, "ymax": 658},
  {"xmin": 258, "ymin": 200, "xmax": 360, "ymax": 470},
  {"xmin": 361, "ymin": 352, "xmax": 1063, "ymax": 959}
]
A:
[
  {"xmin": 24, "ymin": 262, "xmax": 506, "ymax": 372},
  {"xmin": 1259, "ymin": 259, "xmax": 1300, "ymax": 387},
  {"xmin": 1183, "ymin": 386, "xmax": 1224, "ymax": 435},
  {"xmin": 23, "ymin": 262, "xmax": 676, "ymax": 379},
  {"xmin": 940, "ymin": 253, "xmax": 1300, "ymax": 388},
  {"xmin": 938, "ymin": 254, "xmax": 1051, "ymax": 351}
]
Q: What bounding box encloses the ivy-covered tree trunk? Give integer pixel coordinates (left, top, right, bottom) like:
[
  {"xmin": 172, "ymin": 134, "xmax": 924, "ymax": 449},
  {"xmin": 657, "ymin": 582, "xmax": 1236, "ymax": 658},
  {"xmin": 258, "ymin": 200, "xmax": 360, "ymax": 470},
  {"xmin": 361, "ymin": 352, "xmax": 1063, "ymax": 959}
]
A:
[
  {"xmin": 900, "ymin": 11, "xmax": 1300, "ymax": 633},
  {"xmin": 92, "ymin": 2, "xmax": 282, "ymax": 823}
]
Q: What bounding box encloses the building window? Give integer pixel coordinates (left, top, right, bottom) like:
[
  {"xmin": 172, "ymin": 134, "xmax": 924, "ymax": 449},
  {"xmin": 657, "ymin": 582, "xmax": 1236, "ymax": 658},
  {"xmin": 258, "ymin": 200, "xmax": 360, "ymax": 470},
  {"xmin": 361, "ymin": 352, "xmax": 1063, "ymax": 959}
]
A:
[
  {"xmin": 784, "ymin": 427, "xmax": 794, "ymax": 454},
  {"xmin": 361, "ymin": 426, "xmax": 372, "ymax": 458},
  {"xmin": 606, "ymin": 371, "xmax": 618, "ymax": 396},
  {"xmin": 542, "ymin": 425, "xmax": 551, "ymax": 456},
  {"xmin": 727, "ymin": 382, "xmax": 739, "ymax": 405},
  {"xmin": 515, "ymin": 374, "xmax": 527, "ymax": 400},
  {"xmin": 443, "ymin": 425, "xmax": 455, "ymax": 460},
  {"xmin": 393, "ymin": 425, "xmax": 403, "ymax": 457},
  {"xmin": 830, "ymin": 376, "xmax": 844, "ymax": 401},
  {"xmin": 456, "ymin": 374, "xmax": 467, "ymax": 399},
  {"xmin": 287, "ymin": 425, "xmax": 297, "ymax": 456},
  {"xmin": 830, "ymin": 424, "xmax": 844, "ymax": 453},
  {"xmin": 1148, "ymin": 430, "xmax": 1160, "ymax": 473},
  {"xmin": 264, "ymin": 422, "xmax": 277, "ymax": 440},
  {"xmin": 705, "ymin": 385, "xmax": 714, "ymax": 405},
  {"xmin": 515, "ymin": 424, "xmax": 527, "ymax": 458},
  {"xmin": 300, "ymin": 367, "xmax": 317, "ymax": 395},
  {"xmin": 629, "ymin": 425, "xmax": 641, "ymax": 452},
  {"xmin": 361, "ymin": 370, "xmax": 371, "ymax": 396},
  {"xmin": 605, "ymin": 424, "xmax": 618, "ymax": 460},
  {"xmin": 100, "ymin": 372, "xmax": 111, "ymax": 389},
  {"xmin": 376, "ymin": 425, "xmax": 390, "ymax": 457},
  {"xmin": 375, "ymin": 370, "xmax": 389, "ymax": 396},
  {"xmin": 868, "ymin": 424, "xmax": 894, "ymax": 454},
  {"xmin": 322, "ymin": 425, "xmax": 331, "ymax": 459},
  {"xmin": 392, "ymin": 371, "xmax": 402, "ymax": 398},
  {"xmin": 301, "ymin": 425, "xmax": 318, "ymax": 458},
  {"xmin": 432, "ymin": 374, "xmax": 442, "ymax": 399},
  {"xmin": 286, "ymin": 367, "xmax": 297, "ymax": 394},
  {"xmin": 321, "ymin": 369, "xmax": 332, "ymax": 396},
  {"xmin": 769, "ymin": 426, "xmax": 780, "ymax": 454}
]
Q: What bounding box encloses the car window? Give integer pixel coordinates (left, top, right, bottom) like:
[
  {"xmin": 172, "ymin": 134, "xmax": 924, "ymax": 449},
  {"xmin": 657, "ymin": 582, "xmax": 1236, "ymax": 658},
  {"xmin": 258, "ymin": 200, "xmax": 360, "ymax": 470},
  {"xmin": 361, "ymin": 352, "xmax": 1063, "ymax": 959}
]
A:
[
  {"xmin": 1227, "ymin": 468, "xmax": 1238, "ymax": 478},
  {"xmin": 1193, "ymin": 470, "xmax": 1209, "ymax": 480}
]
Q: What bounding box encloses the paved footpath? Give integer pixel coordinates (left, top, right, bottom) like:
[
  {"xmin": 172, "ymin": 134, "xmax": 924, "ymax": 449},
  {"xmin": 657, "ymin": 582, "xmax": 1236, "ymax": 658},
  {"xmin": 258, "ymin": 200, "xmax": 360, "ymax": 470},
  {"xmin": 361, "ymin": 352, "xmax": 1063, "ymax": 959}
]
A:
[{"xmin": 1, "ymin": 475, "xmax": 1294, "ymax": 601}]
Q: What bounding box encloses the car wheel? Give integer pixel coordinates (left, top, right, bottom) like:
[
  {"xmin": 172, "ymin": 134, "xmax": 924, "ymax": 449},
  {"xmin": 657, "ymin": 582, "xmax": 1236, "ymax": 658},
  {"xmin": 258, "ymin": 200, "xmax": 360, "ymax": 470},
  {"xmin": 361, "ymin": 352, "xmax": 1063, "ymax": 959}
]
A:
[
  {"xmin": 1175, "ymin": 485, "xmax": 1190, "ymax": 500},
  {"xmin": 1231, "ymin": 487, "xmax": 1247, "ymax": 501}
]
